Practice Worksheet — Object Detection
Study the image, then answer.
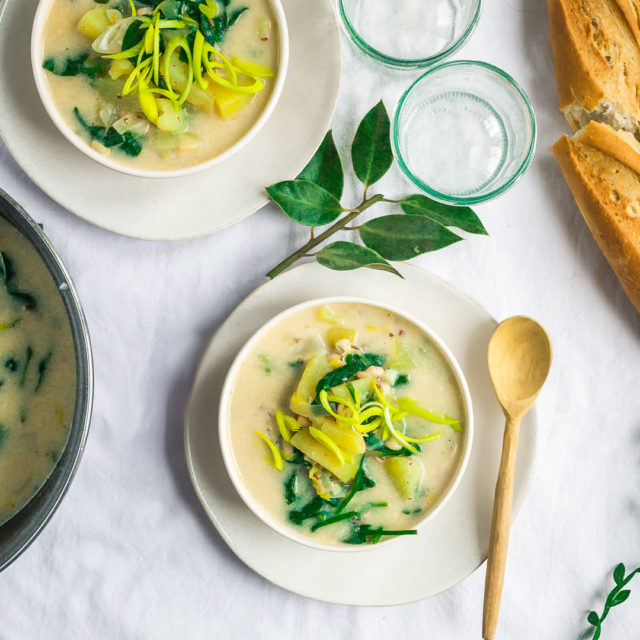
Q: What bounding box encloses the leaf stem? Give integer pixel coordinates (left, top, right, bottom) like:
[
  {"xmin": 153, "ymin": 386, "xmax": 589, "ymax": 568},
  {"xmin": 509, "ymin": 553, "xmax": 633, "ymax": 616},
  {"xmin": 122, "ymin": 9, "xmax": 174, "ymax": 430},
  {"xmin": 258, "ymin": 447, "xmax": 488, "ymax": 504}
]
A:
[{"xmin": 266, "ymin": 193, "xmax": 384, "ymax": 279}]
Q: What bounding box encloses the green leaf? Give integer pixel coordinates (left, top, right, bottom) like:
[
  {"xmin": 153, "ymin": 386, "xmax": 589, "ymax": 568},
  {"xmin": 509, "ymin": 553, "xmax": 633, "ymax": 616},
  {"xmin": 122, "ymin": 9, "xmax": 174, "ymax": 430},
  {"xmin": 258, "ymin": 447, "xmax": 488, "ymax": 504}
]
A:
[
  {"xmin": 610, "ymin": 590, "xmax": 631, "ymax": 606},
  {"xmin": 587, "ymin": 611, "xmax": 600, "ymax": 626},
  {"xmin": 316, "ymin": 242, "xmax": 402, "ymax": 277},
  {"xmin": 351, "ymin": 100, "xmax": 392, "ymax": 187},
  {"xmin": 359, "ymin": 214, "xmax": 461, "ymax": 260},
  {"xmin": 74, "ymin": 108, "xmax": 143, "ymax": 157},
  {"xmin": 298, "ymin": 131, "xmax": 344, "ymax": 199},
  {"xmin": 43, "ymin": 53, "xmax": 105, "ymax": 78},
  {"xmin": 266, "ymin": 180, "xmax": 343, "ymax": 226},
  {"xmin": 0, "ymin": 253, "xmax": 5, "ymax": 285},
  {"xmin": 613, "ymin": 563, "xmax": 626, "ymax": 585},
  {"xmin": 401, "ymin": 194, "xmax": 488, "ymax": 235}
]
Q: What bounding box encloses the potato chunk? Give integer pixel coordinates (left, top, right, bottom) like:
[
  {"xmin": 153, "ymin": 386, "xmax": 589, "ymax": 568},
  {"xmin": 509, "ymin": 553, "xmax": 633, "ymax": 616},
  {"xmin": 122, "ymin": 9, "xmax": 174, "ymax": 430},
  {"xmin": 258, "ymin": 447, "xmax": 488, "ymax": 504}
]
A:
[
  {"xmin": 385, "ymin": 457, "xmax": 424, "ymax": 499},
  {"xmin": 77, "ymin": 7, "xmax": 117, "ymax": 40},
  {"xmin": 290, "ymin": 429, "xmax": 360, "ymax": 483},
  {"xmin": 290, "ymin": 355, "xmax": 332, "ymax": 417},
  {"xmin": 208, "ymin": 83, "xmax": 253, "ymax": 120},
  {"xmin": 314, "ymin": 417, "xmax": 366, "ymax": 454},
  {"xmin": 326, "ymin": 327, "xmax": 357, "ymax": 349}
]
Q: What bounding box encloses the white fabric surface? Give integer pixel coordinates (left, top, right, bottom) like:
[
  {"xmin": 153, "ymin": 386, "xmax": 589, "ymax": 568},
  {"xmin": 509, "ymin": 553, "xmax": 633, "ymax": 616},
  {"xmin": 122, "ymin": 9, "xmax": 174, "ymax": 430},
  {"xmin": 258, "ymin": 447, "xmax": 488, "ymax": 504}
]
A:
[{"xmin": 1, "ymin": 0, "xmax": 639, "ymax": 638}]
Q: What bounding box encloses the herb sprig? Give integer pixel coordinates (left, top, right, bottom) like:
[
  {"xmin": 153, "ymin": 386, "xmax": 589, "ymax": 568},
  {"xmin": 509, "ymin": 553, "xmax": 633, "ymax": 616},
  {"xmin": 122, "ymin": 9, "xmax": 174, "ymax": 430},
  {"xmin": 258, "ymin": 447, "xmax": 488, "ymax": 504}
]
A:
[
  {"xmin": 587, "ymin": 563, "xmax": 640, "ymax": 638},
  {"xmin": 265, "ymin": 101, "xmax": 488, "ymax": 279}
]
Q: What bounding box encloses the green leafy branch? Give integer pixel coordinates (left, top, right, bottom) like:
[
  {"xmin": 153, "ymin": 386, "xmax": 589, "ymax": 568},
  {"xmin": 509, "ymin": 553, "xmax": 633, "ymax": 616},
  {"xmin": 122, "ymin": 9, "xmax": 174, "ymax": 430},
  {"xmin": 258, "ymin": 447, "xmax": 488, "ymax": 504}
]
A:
[
  {"xmin": 264, "ymin": 101, "xmax": 487, "ymax": 279},
  {"xmin": 586, "ymin": 563, "xmax": 640, "ymax": 639}
]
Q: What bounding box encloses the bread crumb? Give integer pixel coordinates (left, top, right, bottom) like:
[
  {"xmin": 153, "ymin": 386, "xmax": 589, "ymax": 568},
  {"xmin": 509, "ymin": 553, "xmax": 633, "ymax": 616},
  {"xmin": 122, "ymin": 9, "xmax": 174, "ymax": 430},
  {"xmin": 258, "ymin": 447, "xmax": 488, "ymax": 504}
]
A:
[{"xmin": 626, "ymin": 201, "xmax": 640, "ymax": 218}]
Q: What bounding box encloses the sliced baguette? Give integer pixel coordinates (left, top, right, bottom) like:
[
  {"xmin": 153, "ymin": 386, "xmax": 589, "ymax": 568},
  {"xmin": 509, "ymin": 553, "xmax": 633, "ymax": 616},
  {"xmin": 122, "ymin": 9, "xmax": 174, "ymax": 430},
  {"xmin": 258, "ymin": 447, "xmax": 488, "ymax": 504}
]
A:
[
  {"xmin": 548, "ymin": 0, "xmax": 640, "ymax": 134},
  {"xmin": 615, "ymin": 0, "xmax": 640, "ymax": 47},
  {"xmin": 577, "ymin": 120, "xmax": 640, "ymax": 176},
  {"xmin": 552, "ymin": 130, "xmax": 640, "ymax": 311}
]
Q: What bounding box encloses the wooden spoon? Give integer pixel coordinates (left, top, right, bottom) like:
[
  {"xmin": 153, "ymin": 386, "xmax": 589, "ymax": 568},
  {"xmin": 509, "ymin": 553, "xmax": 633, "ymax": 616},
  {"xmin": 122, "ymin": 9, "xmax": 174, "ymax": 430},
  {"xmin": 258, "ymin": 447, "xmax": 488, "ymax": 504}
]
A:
[{"xmin": 482, "ymin": 316, "xmax": 552, "ymax": 639}]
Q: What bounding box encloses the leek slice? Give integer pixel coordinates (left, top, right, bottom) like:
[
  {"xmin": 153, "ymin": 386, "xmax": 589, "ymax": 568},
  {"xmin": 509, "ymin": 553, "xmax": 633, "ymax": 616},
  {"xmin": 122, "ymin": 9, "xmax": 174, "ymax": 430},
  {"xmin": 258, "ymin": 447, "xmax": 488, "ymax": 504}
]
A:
[
  {"xmin": 308, "ymin": 427, "xmax": 348, "ymax": 465},
  {"xmin": 396, "ymin": 397, "xmax": 461, "ymax": 430},
  {"xmin": 163, "ymin": 37, "xmax": 193, "ymax": 105},
  {"xmin": 104, "ymin": 42, "xmax": 143, "ymax": 60},
  {"xmin": 192, "ymin": 31, "xmax": 209, "ymax": 89},
  {"xmin": 231, "ymin": 56, "xmax": 275, "ymax": 78},
  {"xmin": 255, "ymin": 431, "xmax": 283, "ymax": 471},
  {"xmin": 275, "ymin": 409, "xmax": 291, "ymax": 443},
  {"xmin": 152, "ymin": 14, "xmax": 161, "ymax": 84}
]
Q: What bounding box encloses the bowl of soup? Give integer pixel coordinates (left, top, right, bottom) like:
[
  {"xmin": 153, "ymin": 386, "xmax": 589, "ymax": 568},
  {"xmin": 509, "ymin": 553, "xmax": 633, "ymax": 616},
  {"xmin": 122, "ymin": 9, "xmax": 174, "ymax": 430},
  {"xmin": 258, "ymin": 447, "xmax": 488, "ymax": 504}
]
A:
[
  {"xmin": 0, "ymin": 189, "xmax": 92, "ymax": 572},
  {"xmin": 219, "ymin": 298, "xmax": 473, "ymax": 551},
  {"xmin": 31, "ymin": 0, "xmax": 288, "ymax": 178}
]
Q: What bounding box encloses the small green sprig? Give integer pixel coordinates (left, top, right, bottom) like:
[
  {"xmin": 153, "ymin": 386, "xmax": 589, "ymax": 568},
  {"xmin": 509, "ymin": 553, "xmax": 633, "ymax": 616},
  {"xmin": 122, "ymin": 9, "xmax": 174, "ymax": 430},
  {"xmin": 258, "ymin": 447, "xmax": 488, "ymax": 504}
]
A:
[
  {"xmin": 264, "ymin": 101, "xmax": 488, "ymax": 279},
  {"xmin": 587, "ymin": 563, "xmax": 640, "ymax": 639}
]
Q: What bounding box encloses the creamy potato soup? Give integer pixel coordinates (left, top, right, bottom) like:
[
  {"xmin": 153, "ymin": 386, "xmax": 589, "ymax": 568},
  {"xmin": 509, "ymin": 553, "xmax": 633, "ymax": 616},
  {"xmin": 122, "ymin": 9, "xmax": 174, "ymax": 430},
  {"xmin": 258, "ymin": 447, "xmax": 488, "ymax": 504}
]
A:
[
  {"xmin": 228, "ymin": 303, "xmax": 466, "ymax": 546},
  {"xmin": 41, "ymin": 0, "xmax": 279, "ymax": 171},
  {"xmin": 0, "ymin": 218, "xmax": 76, "ymax": 525}
]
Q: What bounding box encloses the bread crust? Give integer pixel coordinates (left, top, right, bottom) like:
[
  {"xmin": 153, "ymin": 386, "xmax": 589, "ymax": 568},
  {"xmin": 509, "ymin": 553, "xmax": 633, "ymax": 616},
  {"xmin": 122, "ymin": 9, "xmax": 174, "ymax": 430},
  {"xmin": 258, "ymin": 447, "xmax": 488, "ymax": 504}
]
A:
[
  {"xmin": 552, "ymin": 134, "xmax": 640, "ymax": 311},
  {"xmin": 547, "ymin": 0, "xmax": 640, "ymax": 127},
  {"xmin": 578, "ymin": 120, "xmax": 640, "ymax": 175},
  {"xmin": 615, "ymin": 0, "xmax": 640, "ymax": 46}
]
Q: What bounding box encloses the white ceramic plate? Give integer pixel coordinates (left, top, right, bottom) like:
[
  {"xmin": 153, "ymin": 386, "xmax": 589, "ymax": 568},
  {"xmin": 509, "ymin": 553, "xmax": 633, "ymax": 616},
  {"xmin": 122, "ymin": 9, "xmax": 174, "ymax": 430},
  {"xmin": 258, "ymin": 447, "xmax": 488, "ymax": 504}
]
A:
[
  {"xmin": 184, "ymin": 263, "xmax": 539, "ymax": 606},
  {"xmin": 0, "ymin": 0, "xmax": 340, "ymax": 240}
]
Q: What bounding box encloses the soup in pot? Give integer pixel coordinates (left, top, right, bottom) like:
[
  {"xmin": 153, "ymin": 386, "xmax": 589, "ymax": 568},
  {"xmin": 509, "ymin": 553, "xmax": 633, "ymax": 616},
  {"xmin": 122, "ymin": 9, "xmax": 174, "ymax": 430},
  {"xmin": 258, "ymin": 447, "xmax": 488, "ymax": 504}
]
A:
[{"xmin": 0, "ymin": 217, "xmax": 76, "ymax": 525}]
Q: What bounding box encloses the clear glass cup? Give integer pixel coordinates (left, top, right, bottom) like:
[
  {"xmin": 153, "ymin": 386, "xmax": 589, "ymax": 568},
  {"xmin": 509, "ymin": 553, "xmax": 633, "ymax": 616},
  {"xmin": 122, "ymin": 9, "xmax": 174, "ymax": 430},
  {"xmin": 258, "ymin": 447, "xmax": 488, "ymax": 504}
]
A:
[
  {"xmin": 338, "ymin": 0, "xmax": 482, "ymax": 69},
  {"xmin": 393, "ymin": 60, "xmax": 537, "ymax": 205}
]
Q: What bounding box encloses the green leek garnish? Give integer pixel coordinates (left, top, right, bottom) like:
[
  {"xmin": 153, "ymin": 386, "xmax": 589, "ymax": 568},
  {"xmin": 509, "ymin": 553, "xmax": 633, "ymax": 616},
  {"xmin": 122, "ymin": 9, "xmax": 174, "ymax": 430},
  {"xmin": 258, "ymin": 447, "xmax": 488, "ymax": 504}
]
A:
[
  {"xmin": 397, "ymin": 397, "xmax": 461, "ymax": 430},
  {"xmin": 255, "ymin": 431, "xmax": 283, "ymax": 471},
  {"xmin": 308, "ymin": 426, "xmax": 349, "ymax": 465}
]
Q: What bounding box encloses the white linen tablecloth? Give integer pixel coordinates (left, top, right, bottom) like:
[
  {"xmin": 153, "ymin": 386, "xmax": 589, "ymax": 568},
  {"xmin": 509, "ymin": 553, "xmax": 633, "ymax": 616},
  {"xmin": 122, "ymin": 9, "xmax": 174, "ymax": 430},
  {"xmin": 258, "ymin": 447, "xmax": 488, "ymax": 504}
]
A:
[{"xmin": 1, "ymin": 0, "xmax": 639, "ymax": 638}]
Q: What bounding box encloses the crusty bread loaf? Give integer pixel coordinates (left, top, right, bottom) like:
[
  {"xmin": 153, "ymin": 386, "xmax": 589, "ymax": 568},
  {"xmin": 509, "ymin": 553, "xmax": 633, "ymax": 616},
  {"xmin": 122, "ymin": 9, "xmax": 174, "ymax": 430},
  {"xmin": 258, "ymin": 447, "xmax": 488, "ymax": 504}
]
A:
[
  {"xmin": 552, "ymin": 132, "xmax": 640, "ymax": 312},
  {"xmin": 577, "ymin": 120, "xmax": 640, "ymax": 176},
  {"xmin": 615, "ymin": 0, "xmax": 640, "ymax": 46},
  {"xmin": 548, "ymin": 0, "xmax": 640, "ymax": 134}
]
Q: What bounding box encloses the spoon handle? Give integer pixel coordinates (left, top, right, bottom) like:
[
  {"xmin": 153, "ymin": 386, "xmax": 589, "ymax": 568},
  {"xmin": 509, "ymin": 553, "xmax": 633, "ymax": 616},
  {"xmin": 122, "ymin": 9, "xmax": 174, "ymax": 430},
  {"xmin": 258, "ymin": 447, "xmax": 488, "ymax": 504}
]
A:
[{"xmin": 482, "ymin": 414, "xmax": 522, "ymax": 639}]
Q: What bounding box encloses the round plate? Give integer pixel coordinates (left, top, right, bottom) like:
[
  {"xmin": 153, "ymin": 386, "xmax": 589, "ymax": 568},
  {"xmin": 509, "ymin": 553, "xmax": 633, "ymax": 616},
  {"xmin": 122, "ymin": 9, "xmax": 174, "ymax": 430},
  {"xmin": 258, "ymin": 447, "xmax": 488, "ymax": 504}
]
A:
[
  {"xmin": 0, "ymin": 0, "xmax": 341, "ymax": 241},
  {"xmin": 184, "ymin": 263, "xmax": 539, "ymax": 606}
]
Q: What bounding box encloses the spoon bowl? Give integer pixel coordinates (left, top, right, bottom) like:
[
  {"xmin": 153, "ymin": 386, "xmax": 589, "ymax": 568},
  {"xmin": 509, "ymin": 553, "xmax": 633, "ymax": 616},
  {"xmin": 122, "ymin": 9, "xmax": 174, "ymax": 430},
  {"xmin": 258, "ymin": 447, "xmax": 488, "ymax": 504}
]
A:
[{"xmin": 488, "ymin": 316, "xmax": 552, "ymax": 414}]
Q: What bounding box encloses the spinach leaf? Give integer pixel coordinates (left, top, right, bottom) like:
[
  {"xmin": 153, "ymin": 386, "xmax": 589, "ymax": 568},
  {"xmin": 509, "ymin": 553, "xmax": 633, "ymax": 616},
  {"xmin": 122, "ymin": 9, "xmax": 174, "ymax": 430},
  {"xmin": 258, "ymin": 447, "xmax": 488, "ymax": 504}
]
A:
[
  {"xmin": 8, "ymin": 291, "xmax": 38, "ymax": 311},
  {"xmin": 394, "ymin": 374, "xmax": 410, "ymax": 387},
  {"xmin": 335, "ymin": 458, "xmax": 375, "ymax": 514},
  {"xmin": 227, "ymin": 6, "xmax": 248, "ymax": 28},
  {"xmin": 19, "ymin": 346, "xmax": 33, "ymax": 388},
  {"xmin": 367, "ymin": 434, "xmax": 421, "ymax": 458},
  {"xmin": 315, "ymin": 352, "xmax": 384, "ymax": 395},
  {"xmin": 0, "ymin": 253, "xmax": 5, "ymax": 285},
  {"xmin": 74, "ymin": 108, "xmax": 143, "ymax": 157},
  {"xmin": 343, "ymin": 524, "xmax": 417, "ymax": 545},
  {"xmin": 288, "ymin": 496, "xmax": 324, "ymax": 525},
  {"xmin": 284, "ymin": 472, "xmax": 298, "ymax": 505},
  {"xmin": 122, "ymin": 20, "xmax": 146, "ymax": 53},
  {"xmin": 0, "ymin": 253, "xmax": 15, "ymax": 285},
  {"xmin": 43, "ymin": 53, "xmax": 105, "ymax": 77},
  {"xmin": 0, "ymin": 424, "xmax": 6, "ymax": 450},
  {"xmin": 35, "ymin": 352, "xmax": 52, "ymax": 392},
  {"xmin": 310, "ymin": 511, "xmax": 358, "ymax": 532}
]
